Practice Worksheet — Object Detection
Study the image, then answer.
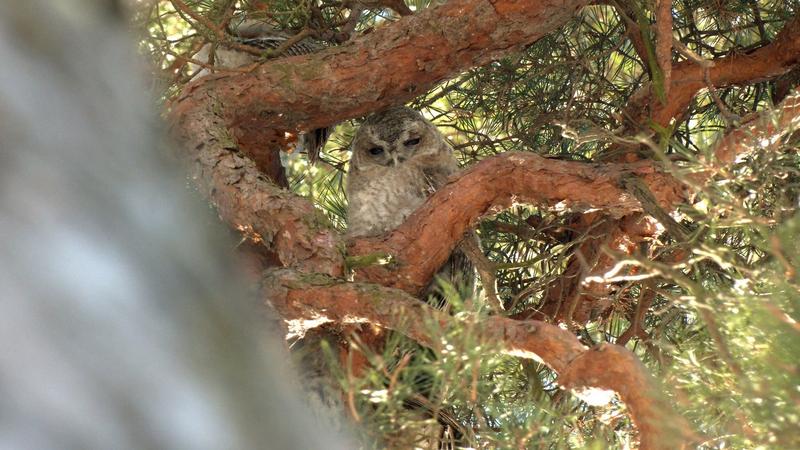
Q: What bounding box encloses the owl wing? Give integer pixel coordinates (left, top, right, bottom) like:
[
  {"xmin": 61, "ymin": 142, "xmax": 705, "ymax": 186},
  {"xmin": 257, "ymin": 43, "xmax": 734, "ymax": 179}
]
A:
[
  {"xmin": 425, "ymin": 249, "xmax": 475, "ymax": 309},
  {"xmin": 421, "ymin": 164, "xmax": 456, "ymax": 194}
]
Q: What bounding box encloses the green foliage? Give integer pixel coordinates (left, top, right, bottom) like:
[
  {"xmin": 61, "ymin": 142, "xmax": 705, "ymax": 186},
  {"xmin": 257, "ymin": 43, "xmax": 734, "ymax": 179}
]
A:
[
  {"xmin": 649, "ymin": 145, "xmax": 800, "ymax": 449},
  {"xmin": 337, "ymin": 287, "xmax": 634, "ymax": 449},
  {"xmin": 136, "ymin": 0, "xmax": 800, "ymax": 448}
]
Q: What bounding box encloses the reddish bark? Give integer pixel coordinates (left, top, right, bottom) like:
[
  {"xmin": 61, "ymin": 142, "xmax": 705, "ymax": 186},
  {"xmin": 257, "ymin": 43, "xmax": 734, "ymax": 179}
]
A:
[
  {"xmin": 529, "ymin": 214, "xmax": 660, "ymax": 324},
  {"xmin": 558, "ymin": 343, "xmax": 692, "ymax": 449},
  {"xmin": 171, "ymin": 0, "xmax": 591, "ymax": 137},
  {"xmin": 540, "ymin": 14, "xmax": 800, "ymax": 327},
  {"xmin": 265, "ymin": 268, "xmax": 693, "ymax": 450},
  {"xmin": 348, "ymin": 152, "xmax": 684, "ymax": 294},
  {"xmin": 645, "ymin": 14, "xmax": 800, "ymax": 126},
  {"xmin": 655, "ymin": 0, "xmax": 672, "ymax": 98},
  {"xmin": 170, "ymin": 97, "xmax": 345, "ymax": 275},
  {"xmin": 537, "ymin": 89, "xmax": 800, "ymax": 328},
  {"xmin": 705, "ymin": 90, "xmax": 800, "ymax": 171},
  {"xmin": 233, "ymin": 126, "xmax": 289, "ymax": 187},
  {"xmin": 168, "ymin": 0, "xmax": 592, "ymax": 279},
  {"xmin": 534, "ymin": 213, "xmax": 618, "ymax": 322}
]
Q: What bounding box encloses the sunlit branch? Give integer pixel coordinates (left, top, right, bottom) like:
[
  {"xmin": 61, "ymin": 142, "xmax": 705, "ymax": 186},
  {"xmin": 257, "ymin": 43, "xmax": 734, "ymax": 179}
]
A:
[{"xmin": 264, "ymin": 268, "xmax": 694, "ymax": 450}]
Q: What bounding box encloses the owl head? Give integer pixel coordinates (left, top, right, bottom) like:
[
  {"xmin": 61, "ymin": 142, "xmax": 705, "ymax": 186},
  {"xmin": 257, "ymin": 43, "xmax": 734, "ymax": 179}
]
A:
[{"xmin": 349, "ymin": 107, "xmax": 451, "ymax": 171}]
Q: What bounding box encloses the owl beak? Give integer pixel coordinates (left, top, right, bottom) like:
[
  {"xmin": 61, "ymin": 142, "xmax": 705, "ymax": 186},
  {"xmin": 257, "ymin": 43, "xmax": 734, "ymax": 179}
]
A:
[{"xmin": 391, "ymin": 154, "xmax": 399, "ymax": 166}]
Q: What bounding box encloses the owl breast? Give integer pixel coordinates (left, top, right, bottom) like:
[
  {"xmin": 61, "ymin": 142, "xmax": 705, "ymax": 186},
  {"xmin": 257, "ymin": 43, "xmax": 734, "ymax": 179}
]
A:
[{"xmin": 346, "ymin": 165, "xmax": 430, "ymax": 237}]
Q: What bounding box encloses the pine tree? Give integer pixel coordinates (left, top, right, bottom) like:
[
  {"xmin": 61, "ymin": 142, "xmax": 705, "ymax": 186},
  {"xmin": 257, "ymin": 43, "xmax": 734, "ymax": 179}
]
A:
[{"xmin": 145, "ymin": 1, "xmax": 800, "ymax": 447}]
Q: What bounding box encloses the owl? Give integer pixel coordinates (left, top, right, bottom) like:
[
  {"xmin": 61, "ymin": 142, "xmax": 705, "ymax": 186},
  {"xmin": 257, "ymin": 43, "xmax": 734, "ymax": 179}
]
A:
[
  {"xmin": 347, "ymin": 107, "xmax": 474, "ymax": 300},
  {"xmin": 346, "ymin": 107, "xmax": 476, "ymax": 448}
]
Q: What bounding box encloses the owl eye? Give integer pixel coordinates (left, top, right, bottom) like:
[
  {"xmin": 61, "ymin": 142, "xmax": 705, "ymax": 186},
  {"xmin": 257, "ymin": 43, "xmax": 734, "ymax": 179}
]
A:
[
  {"xmin": 368, "ymin": 147, "xmax": 384, "ymax": 155},
  {"xmin": 404, "ymin": 138, "xmax": 420, "ymax": 147}
]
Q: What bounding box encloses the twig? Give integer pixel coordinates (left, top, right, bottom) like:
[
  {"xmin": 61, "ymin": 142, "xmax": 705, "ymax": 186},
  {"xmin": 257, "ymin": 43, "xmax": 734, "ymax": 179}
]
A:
[
  {"xmin": 616, "ymin": 283, "xmax": 655, "ymax": 345},
  {"xmin": 671, "ymin": 38, "xmax": 740, "ymax": 126},
  {"xmin": 655, "ymin": 0, "xmax": 672, "ymax": 97},
  {"xmin": 170, "ymin": 0, "xmax": 263, "ymax": 56}
]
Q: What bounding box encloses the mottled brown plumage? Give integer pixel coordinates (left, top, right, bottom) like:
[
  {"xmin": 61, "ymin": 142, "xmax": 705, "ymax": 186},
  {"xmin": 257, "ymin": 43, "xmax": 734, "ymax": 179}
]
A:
[
  {"xmin": 347, "ymin": 108, "xmax": 476, "ymax": 447},
  {"xmin": 347, "ymin": 107, "xmax": 474, "ymax": 300}
]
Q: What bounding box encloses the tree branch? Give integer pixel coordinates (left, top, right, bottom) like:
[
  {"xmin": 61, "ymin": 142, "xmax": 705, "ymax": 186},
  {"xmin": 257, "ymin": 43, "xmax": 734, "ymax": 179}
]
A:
[
  {"xmin": 167, "ymin": 0, "xmax": 589, "ymax": 278},
  {"xmin": 641, "ymin": 13, "xmax": 800, "ymax": 127},
  {"xmin": 546, "ymin": 13, "xmax": 800, "ymax": 326},
  {"xmin": 170, "ymin": 0, "xmax": 591, "ymax": 138},
  {"xmin": 171, "ymin": 87, "xmax": 798, "ymax": 306},
  {"xmin": 161, "ymin": 4, "xmax": 797, "ymax": 445},
  {"xmin": 534, "ymin": 89, "xmax": 800, "ymax": 327},
  {"xmin": 264, "ymin": 268, "xmax": 694, "ymax": 450},
  {"xmin": 654, "ymin": 0, "xmax": 672, "ymax": 98},
  {"xmin": 348, "ymin": 152, "xmax": 684, "ymax": 294},
  {"xmin": 704, "ymin": 89, "xmax": 800, "ymax": 172},
  {"xmin": 171, "ymin": 103, "xmax": 346, "ymax": 275}
]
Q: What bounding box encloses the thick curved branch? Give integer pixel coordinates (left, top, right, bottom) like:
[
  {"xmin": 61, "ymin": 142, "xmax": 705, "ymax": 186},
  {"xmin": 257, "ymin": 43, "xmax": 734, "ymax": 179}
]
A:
[
  {"xmin": 551, "ymin": 10, "xmax": 800, "ymax": 320},
  {"xmin": 171, "ymin": 113, "xmax": 683, "ymax": 290},
  {"xmin": 170, "ymin": 0, "xmax": 590, "ymax": 137},
  {"xmin": 636, "ymin": 14, "xmax": 800, "ymax": 126},
  {"xmin": 171, "ymin": 100, "xmax": 345, "ymax": 275},
  {"xmin": 168, "ymin": 0, "xmax": 590, "ymax": 277},
  {"xmin": 173, "ymin": 87, "xmax": 797, "ymax": 300},
  {"xmin": 535, "ymin": 90, "xmax": 800, "ymax": 326},
  {"xmin": 351, "ymin": 89, "xmax": 800, "ymax": 302},
  {"xmin": 348, "ymin": 152, "xmax": 684, "ymax": 294},
  {"xmin": 168, "ymin": 0, "xmax": 797, "ymax": 306},
  {"xmin": 264, "ymin": 268, "xmax": 693, "ymax": 450}
]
